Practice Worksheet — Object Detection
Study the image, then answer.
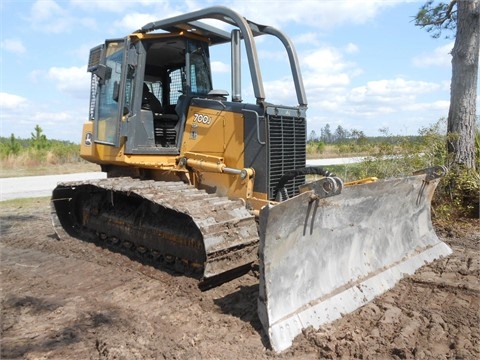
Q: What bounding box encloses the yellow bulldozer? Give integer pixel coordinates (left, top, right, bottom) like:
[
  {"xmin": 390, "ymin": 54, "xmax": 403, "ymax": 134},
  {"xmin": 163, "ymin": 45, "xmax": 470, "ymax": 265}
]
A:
[{"xmin": 51, "ymin": 6, "xmax": 451, "ymax": 352}]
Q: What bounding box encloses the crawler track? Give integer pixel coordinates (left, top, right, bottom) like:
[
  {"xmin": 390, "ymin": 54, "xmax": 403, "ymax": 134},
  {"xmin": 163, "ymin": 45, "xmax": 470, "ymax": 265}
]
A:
[{"xmin": 51, "ymin": 177, "xmax": 259, "ymax": 289}]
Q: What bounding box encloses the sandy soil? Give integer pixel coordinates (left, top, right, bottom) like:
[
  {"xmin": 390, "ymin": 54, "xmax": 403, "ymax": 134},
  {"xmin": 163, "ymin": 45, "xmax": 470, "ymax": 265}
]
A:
[{"xmin": 1, "ymin": 197, "xmax": 479, "ymax": 359}]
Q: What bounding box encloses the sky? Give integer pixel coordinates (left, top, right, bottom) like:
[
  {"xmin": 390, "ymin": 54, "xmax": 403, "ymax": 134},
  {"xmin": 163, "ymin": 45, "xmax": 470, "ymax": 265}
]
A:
[{"xmin": 0, "ymin": 0, "xmax": 470, "ymax": 143}]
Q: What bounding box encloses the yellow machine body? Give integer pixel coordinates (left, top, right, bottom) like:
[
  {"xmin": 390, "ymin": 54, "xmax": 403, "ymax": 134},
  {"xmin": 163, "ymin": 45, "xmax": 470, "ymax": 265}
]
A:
[{"xmin": 52, "ymin": 6, "xmax": 451, "ymax": 353}]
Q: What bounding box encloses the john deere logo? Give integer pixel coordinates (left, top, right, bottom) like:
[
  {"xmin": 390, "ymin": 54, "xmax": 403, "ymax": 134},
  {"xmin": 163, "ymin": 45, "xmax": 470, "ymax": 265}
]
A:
[{"xmin": 85, "ymin": 132, "xmax": 93, "ymax": 146}]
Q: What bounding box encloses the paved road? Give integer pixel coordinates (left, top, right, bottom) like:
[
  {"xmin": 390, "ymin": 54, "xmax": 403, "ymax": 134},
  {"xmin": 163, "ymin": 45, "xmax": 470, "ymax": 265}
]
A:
[
  {"xmin": 0, "ymin": 158, "xmax": 364, "ymax": 201},
  {"xmin": 0, "ymin": 172, "xmax": 107, "ymax": 201},
  {"xmin": 306, "ymin": 157, "xmax": 366, "ymax": 166}
]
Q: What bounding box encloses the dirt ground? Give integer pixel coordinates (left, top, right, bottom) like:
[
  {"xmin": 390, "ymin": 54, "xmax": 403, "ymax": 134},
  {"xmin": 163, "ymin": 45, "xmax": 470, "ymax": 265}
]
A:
[{"xmin": 1, "ymin": 197, "xmax": 479, "ymax": 360}]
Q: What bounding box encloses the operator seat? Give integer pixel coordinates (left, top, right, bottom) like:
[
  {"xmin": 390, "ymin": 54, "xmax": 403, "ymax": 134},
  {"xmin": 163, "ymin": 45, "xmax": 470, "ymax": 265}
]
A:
[{"xmin": 142, "ymin": 83, "xmax": 164, "ymax": 115}]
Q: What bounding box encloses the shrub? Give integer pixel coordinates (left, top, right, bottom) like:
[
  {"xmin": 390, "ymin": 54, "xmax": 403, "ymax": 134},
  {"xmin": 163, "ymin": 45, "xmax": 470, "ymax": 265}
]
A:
[
  {"xmin": 306, "ymin": 140, "xmax": 325, "ymax": 155},
  {"xmin": 433, "ymin": 167, "xmax": 479, "ymax": 219},
  {"xmin": 353, "ymin": 118, "xmax": 479, "ymax": 219}
]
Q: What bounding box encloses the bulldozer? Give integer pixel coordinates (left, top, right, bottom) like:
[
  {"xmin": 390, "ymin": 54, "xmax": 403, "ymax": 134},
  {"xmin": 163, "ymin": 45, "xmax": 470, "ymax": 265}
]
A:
[{"xmin": 51, "ymin": 6, "xmax": 452, "ymax": 352}]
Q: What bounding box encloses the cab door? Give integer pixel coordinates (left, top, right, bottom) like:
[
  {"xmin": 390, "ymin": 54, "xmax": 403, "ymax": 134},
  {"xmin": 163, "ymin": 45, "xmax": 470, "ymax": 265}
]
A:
[{"xmin": 94, "ymin": 39, "xmax": 128, "ymax": 146}]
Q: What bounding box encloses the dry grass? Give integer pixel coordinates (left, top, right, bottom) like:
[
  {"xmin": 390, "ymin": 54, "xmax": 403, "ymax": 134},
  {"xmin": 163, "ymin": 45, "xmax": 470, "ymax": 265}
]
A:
[
  {"xmin": 306, "ymin": 144, "xmax": 371, "ymax": 159},
  {"xmin": 1, "ymin": 161, "xmax": 100, "ymax": 178},
  {"xmin": 0, "ymin": 149, "xmax": 101, "ymax": 178}
]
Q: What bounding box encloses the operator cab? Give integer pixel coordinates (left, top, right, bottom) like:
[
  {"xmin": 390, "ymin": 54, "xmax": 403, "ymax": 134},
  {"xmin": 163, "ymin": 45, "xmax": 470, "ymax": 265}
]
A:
[{"xmin": 87, "ymin": 35, "xmax": 214, "ymax": 154}]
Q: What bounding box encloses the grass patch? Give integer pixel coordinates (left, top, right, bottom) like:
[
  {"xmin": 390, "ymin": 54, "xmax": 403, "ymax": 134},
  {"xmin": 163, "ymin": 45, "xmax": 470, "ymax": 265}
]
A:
[{"xmin": 1, "ymin": 197, "xmax": 51, "ymax": 214}]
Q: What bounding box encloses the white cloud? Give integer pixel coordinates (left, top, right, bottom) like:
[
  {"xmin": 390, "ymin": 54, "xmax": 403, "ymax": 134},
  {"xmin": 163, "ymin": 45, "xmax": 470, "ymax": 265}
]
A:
[
  {"xmin": 28, "ymin": 0, "xmax": 97, "ymax": 34},
  {"xmin": 30, "ymin": 0, "xmax": 63, "ymax": 22},
  {"xmin": 229, "ymin": 0, "xmax": 397, "ymax": 29},
  {"xmin": 211, "ymin": 61, "xmax": 230, "ymax": 73},
  {"xmin": 257, "ymin": 49, "xmax": 289, "ymax": 63},
  {"xmin": 336, "ymin": 78, "xmax": 444, "ymax": 121},
  {"xmin": 305, "ymin": 73, "xmax": 352, "ymax": 90},
  {"xmin": 107, "ymin": 1, "xmax": 218, "ymax": 33},
  {"xmin": 1, "ymin": 38, "xmax": 27, "ymax": 55},
  {"xmin": 69, "ymin": 44, "xmax": 97, "ymax": 63},
  {"xmin": 294, "ymin": 32, "xmax": 321, "ymax": 46},
  {"xmin": 31, "ymin": 110, "xmax": 74, "ymax": 124},
  {"xmin": 93, "ymin": 0, "xmax": 396, "ymax": 34},
  {"xmin": 403, "ymin": 100, "xmax": 450, "ymax": 112},
  {"xmin": 79, "ymin": 17, "xmax": 98, "ymax": 31},
  {"xmin": 303, "ymin": 75, "xmax": 446, "ymax": 131},
  {"xmin": 412, "ymin": 42, "xmax": 453, "ymax": 68},
  {"xmin": 264, "ymin": 78, "xmax": 298, "ymax": 104},
  {"xmin": 28, "ymin": 69, "xmax": 46, "ymax": 84},
  {"xmin": 344, "ymin": 43, "xmax": 359, "ymax": 54},
  {"xmin": 47, "ymin": 66, "xmax": 91, "ymax": 99},
  {"xmin": 29, "ymin": 0, "xmax": 70, "ymax": 33},
  {"xmin": 0, "ymin": 96, "xmax": 86, "ymax": 141},
  {"xmin": 304, "ymin": 48, "xmax": 345, "ymax": 72},
  {"xmin": 70, "ymin": 0, "xmax": 132, "ymax": 13},
  {"xmin": 349, "ymin": 78, "xmax": 440, "ymax": 102},
  {"xmin": 301, "ymin": 46, "xmax": 359, "ymax": 95},
  {"xmin": 0, "ymin": 93, "xmax": 28, "ymax": 109},
  {"xmin": 113, "ymin": 13, "xmax": 160, "ymax": 32},
  {"xmin": 70, "ymin": 0, "xmax": 160, "ymax": 14},
  {"xmin": 1, "ymin": 108, "xmax": 85, "ymax": 141},
  {"xmin": 259, "ymin": 43, "xmax": 362, "ymax": 107}
]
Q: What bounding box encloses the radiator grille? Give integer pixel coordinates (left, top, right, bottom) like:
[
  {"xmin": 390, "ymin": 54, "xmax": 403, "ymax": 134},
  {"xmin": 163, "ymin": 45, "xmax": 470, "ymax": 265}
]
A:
[{"xmin": 267, "ymin": 111, "xmax": 306, "ymax": 200}]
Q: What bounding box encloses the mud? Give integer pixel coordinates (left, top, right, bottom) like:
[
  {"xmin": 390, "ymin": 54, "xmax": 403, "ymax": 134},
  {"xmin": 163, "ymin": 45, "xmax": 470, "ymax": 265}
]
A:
[{"xmin": 1, "ymin": 198, "xmax": 479, "ymax": 359}]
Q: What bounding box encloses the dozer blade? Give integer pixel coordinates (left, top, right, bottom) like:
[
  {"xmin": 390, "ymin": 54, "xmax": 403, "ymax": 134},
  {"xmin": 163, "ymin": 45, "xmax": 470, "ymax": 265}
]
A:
[
  {"xmin": 51, "ymin": 177, "xmax": 259, "ymax": 288},
  {"xmin": 258, "ymin": 166, "xmax": 452, "ymax": 352}
]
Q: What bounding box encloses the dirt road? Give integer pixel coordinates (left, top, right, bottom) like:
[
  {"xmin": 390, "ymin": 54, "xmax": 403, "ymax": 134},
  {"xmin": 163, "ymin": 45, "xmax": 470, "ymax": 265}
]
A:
[{"xmin": 1, "ymin": 197, "xmax": 479, "ymax": 359}]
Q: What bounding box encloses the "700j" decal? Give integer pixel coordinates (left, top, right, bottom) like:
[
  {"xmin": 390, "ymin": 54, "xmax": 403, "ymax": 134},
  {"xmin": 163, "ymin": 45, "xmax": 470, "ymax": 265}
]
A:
[{"xmin": 193, "ymin": 113, "xmax": 212, "ymax": 125}]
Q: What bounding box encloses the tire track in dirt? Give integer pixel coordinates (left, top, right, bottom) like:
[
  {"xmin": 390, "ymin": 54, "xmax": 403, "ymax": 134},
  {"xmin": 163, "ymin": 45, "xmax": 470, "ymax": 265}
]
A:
[{"xmin": 1, "ymin": 198, "xmax": 479, "ymax": 359}]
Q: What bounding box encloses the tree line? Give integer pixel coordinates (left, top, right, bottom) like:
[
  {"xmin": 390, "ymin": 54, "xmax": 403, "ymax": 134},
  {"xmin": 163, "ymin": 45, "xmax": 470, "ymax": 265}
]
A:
[
  {"xmin": 0, "ymin": 125, "xmax": 80, "ymax": 163},
  {"xmin": 308, "ymin": 124, "xmax": 422, "ymax": 146},
  {"xmin": 308, "ymin": 124, "xmax": 369, "ymax": 145}
]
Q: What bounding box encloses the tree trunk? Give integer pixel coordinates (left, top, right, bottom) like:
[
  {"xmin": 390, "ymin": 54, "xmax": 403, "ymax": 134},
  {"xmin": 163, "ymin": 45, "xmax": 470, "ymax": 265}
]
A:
[{"xmin": 447, "ymin": 0, "xmax": 479, "ymax": 170}]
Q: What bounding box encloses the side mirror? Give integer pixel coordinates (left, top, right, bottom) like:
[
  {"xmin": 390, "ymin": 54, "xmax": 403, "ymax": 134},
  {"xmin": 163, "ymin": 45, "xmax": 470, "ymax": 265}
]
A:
[{"xmin": 93, "ymin": 64, "xmax": 111, "ymax": 81}]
